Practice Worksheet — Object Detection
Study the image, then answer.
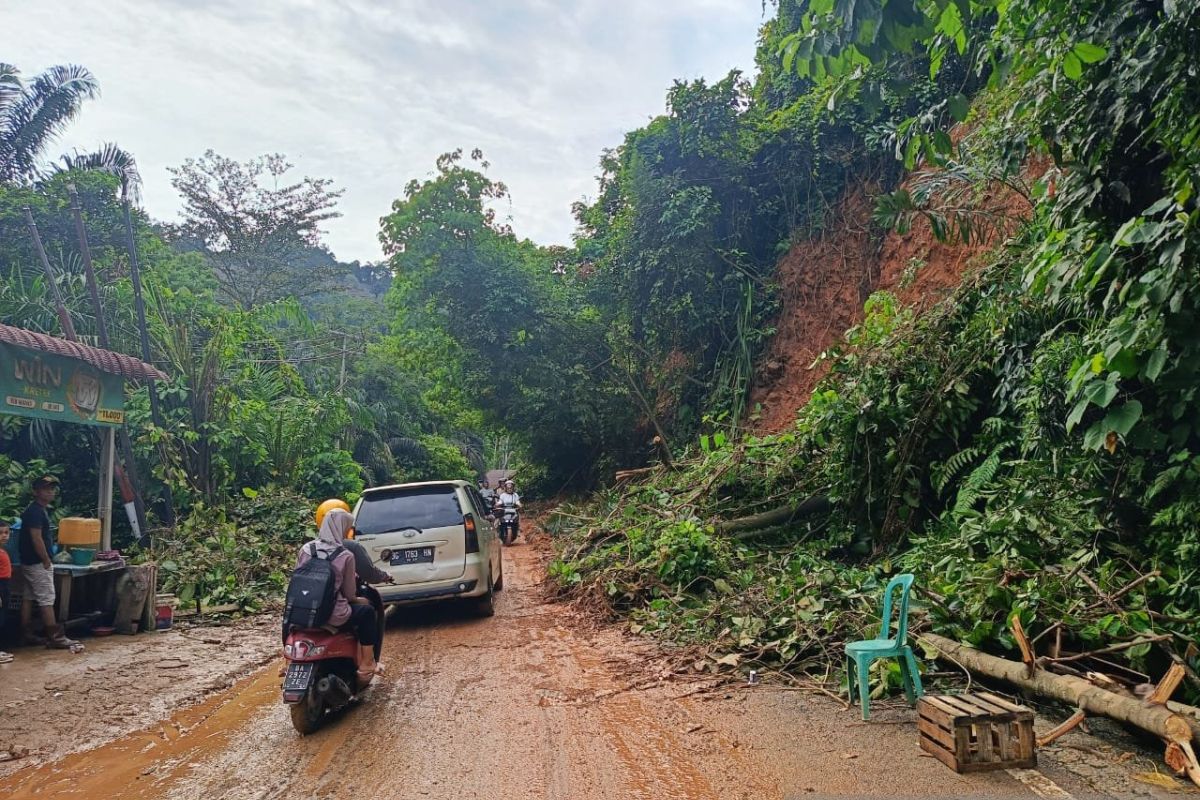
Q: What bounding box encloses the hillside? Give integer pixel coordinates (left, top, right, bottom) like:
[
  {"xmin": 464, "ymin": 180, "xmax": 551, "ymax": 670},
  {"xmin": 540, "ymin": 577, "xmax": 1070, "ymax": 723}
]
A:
[{"xmin": 751, "ymin": 151, "xmax": 1046, "ymax": 434}]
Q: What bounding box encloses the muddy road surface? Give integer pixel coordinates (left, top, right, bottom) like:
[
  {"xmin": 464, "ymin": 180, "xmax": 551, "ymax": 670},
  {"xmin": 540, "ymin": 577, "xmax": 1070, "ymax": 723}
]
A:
[{"xmin": 5, "ymin": 538, "xmax": 1118, "ymax": 799}]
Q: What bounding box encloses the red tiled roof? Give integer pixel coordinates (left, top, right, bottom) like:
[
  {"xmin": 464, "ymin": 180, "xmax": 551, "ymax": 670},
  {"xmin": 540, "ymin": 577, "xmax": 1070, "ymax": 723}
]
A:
[{"xmin": 0, "ymin": 324, "xmax": 167, "ymax": 382}]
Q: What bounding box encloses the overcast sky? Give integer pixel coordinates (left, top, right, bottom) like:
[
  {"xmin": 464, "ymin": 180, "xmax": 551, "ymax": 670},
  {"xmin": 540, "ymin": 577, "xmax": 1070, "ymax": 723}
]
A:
[{"xmin": 3, "ymin": 1, "xmax": 766, "ymax": 263}]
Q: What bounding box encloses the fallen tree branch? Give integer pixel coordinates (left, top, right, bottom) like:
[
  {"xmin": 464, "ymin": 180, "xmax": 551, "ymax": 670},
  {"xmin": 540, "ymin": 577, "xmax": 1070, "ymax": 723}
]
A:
[
  {"xmin": 714, "ymin": 496, "xmax": 831, "ymax": 536},
  {"xmin": 614, "ymin": 466, "xmax": 658, "ymax": 483},
  {"xmin": 1042, "ymin": 634, "xmax": 1172, "ymax": 665},
  {"xmin": 1037, "ymin": 709, "xmax": 1087, "ymax": 747},
  {"xmin": 1086, "ymin": 569, "xmax": 1161, "ymax": 612}
]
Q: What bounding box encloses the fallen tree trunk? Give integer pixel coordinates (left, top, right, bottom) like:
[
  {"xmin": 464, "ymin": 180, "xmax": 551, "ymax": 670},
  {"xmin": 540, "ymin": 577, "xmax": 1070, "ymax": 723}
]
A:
[
  {"xmin": 714, "ymin": 496, "xmax": 831, "ymax": 536},
  {"xmin": 923, "ymin": 633, "xmax": 1200, "ymax": 744}
]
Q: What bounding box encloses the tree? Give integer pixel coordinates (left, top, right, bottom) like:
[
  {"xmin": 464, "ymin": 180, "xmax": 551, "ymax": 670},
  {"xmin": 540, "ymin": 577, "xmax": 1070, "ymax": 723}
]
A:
[
  {"xmin": 168, "ymin": 150, "xmax": 345, "ymax": 309},
  {"xmin": 0, "ymin": 63, "xmax": 138, "ymax": 190}
]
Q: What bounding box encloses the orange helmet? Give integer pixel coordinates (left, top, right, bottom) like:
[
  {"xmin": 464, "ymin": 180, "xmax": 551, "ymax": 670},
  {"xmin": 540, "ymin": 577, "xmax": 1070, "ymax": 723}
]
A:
[{"xmin": 315, "ymin": 498, "xmax": 351, "ymax": 529}]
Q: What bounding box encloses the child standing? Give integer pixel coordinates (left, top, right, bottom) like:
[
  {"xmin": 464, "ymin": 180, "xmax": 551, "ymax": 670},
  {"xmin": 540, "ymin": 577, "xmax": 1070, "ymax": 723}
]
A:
[{"xmin": 0, "ymin": 521, "xmax": 12, "ymax": 663}]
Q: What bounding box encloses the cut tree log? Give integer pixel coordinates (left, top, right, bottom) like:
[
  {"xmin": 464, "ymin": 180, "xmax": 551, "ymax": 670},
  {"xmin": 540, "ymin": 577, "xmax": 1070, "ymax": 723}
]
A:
[
  {"xmin": 714, "ymin": 496, "xmax": 831, "ymax": 536},
  {"xmin": 922, "ymin": 633, "xmax": 1200, "ymax": 743}
]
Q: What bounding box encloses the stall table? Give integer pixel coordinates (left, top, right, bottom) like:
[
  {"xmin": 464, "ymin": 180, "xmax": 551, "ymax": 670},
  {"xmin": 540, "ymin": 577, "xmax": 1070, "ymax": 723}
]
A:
[{"xmin": 53, "ymin": 560, "xmax": 126, "ymax": 624}]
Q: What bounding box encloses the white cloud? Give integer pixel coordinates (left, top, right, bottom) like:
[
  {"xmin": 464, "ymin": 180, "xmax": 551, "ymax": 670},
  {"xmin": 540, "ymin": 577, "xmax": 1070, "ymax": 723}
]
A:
[{"xmin": 1, "ymin": 0, "xmax": 764, "ymax": 262}]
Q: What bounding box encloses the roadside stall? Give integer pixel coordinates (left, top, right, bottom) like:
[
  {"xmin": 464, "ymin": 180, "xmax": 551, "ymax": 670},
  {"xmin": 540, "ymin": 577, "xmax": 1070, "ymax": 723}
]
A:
[{"xmin": 1, "ymin": 322, "xmax": 166, "ymax": 635}]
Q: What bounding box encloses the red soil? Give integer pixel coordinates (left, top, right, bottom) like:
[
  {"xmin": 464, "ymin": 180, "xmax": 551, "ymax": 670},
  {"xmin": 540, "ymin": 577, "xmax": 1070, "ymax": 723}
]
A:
[{"xmin": 750, "ymin": 161, "xmax": 1047, "ymax": 435}]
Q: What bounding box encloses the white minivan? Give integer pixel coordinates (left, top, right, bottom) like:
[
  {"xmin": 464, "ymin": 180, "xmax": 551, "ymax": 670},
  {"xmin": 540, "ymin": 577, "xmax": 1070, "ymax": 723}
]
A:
[{"xmin": 352, "ymin": 480, "xmax": 503, "ymax": 616}]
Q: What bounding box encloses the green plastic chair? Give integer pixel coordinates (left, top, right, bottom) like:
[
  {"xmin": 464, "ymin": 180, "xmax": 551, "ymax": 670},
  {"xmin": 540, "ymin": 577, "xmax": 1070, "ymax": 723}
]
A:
[{"xmin": 845, "ymin": 573, "xmax": 923, "ymax": 720}]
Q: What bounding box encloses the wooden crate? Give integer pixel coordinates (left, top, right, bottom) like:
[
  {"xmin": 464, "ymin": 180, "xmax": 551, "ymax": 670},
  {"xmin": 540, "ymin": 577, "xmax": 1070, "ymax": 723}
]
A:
[{"xmin": 918, "ymin": 692, "xmax": 1036, "ymax": 773}]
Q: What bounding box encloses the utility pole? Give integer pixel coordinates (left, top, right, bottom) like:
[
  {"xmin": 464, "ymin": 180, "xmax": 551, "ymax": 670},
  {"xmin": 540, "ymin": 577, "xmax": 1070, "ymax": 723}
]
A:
[
  {"xmin": 22, "ymin": 206, "xmax": 77, "ymax": 339},
  {"xmin": 123, "ymin": 198, "xmax": 176, "ymax": 528},
  {"xmin": 67, "ymin": 184, "xmax": 152, "ymax": 542},
  {"xmin": 337, "ymin": 330, "xmax": 349, "ymax": 394}
]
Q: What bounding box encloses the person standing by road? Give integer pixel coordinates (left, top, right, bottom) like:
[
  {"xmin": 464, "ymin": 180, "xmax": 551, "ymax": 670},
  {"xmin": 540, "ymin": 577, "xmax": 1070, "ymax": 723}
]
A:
[
  {"xmin": 0, "ymin": 520, "xmax": 13, "ymax": 663},
  {"xmin": 19, "ymin": 476, "xmax": 80, "ymax": 650}
]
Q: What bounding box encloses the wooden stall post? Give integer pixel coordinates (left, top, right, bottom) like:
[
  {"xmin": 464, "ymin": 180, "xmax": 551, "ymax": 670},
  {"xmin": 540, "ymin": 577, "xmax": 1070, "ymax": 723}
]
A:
[{"xmin": 99, "ymin": 426, "xmax": 115, "ymax": 551}]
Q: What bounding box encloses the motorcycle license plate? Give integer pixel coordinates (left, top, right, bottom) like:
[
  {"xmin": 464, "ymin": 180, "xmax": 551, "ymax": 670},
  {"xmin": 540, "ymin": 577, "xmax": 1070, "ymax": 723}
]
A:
[
  {"xmin": 283, "ymin": 662, "xmax": 315, "ymax": 692},
  {"xmin": 391, "ymin": 546, "xmax": 434, "ymax": 565}
]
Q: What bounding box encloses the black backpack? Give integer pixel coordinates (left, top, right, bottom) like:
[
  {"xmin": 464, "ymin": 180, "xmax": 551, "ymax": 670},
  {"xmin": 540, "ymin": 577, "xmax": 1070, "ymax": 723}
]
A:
[{"xmin": 283, "ymin": 543, "xmax": 344, "ymax": 629}]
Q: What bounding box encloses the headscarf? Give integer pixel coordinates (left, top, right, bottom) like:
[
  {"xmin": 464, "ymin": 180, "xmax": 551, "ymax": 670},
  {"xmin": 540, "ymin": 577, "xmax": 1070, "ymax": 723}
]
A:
[{"xmin": 315, "ymin": 508, "xmax": 354, "ymax": 554}]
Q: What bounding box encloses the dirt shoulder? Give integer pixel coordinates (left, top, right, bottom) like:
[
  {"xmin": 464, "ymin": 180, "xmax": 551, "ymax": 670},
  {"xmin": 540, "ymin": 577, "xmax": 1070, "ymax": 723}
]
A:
[{"xmin": 0, "ymin": 612, "xmax": 279, "ymax": 776}]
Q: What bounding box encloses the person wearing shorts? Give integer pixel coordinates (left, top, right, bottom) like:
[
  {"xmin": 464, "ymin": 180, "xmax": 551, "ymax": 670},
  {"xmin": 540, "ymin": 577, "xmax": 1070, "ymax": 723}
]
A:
[
  {"xmin": 19, "ymin": 476, "xmax": 79, "ymax": 650},
  {"xmin": 0, "ymin": 520, "xmax": 12, "ymax": 662}
]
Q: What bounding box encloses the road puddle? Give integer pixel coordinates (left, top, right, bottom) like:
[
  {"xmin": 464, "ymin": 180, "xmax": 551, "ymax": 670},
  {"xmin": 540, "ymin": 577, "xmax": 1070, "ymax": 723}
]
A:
[{"xmin": 3, "ymin": 661, "xmax": 280, "ymax": 799}]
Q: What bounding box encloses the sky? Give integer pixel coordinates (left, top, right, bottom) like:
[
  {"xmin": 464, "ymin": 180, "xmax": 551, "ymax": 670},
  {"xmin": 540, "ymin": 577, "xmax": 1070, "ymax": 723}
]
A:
[{"xmin": 2, "ymin": 1, "xmax": 766, "ymax": 263}]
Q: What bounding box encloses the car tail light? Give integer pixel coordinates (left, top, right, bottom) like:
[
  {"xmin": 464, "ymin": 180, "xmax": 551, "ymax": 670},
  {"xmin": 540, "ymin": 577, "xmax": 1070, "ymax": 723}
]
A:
[{"xmin": 464, "ymin": 514, "xmax": 479, "ymax": 553}]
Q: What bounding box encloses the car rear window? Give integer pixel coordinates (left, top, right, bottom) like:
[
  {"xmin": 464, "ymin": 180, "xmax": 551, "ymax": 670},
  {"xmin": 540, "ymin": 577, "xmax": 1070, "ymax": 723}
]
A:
[{"xmin": 355, "ymin": 486, "xmax": 463, "ymax": 534}]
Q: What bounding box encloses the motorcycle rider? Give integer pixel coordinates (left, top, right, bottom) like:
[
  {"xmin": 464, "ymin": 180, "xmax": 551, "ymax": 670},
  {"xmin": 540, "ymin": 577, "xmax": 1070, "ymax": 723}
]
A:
[
  {"xmin": 314, "ymin": 499, "xmax": 390, "ymax": 661},
  {"xmin": 494, "ymin": 479, "xmax": 522, "ymax": 541},
  {"xmin": 290, "ymin": 508, "xmax": 380, "ymax": 682},
  {"xmin": 477, "ymin": 479, "xmax": 496, "ymax": 518}
]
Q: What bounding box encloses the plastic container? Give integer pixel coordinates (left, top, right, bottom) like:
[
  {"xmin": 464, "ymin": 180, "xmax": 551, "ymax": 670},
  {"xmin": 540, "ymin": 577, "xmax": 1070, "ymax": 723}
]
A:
[
  {"xmin": 70, "ymin": 547, "xmax": 96, "ymax": 566},
  {"xmin": 58, "ymin": 518, "xmax": 101, "ymax": 547},
  {"xmin": 155, "ymin": 604, "xmax": 173, "ymax": 630}
]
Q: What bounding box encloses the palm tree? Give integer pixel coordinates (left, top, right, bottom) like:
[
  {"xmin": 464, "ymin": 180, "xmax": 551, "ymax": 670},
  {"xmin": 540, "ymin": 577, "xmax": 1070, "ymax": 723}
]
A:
[
  {"xmin": 0, "ymin": 62, "xmax": 140, "ymax": 193},
  {"xmin": 57, "ymin": 143, "xmax": 142, "ymax": 201}
]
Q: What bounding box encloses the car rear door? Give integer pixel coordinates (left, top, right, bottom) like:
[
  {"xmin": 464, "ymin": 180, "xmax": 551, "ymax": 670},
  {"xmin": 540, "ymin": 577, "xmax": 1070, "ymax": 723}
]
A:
[{"xmin": 353, "ymin": 485, "xmax": 467, "ymax": 584}]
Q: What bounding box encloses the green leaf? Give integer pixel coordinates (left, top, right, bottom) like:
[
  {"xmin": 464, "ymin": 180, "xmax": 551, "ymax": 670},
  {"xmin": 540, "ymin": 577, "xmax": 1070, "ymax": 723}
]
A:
[
  {"xmin": 1126, "ymin": 642, "xmax": 1152, "ymax": 660},
  {"xmin": 242, "ymin": 486, "xmax": 259, "ymax": 499},
  {"xmin": 1145, "ymin": 347, "xmax": 1169, "ymax": 381},
  {"xmin": 1072, "ymin": 42, "xmax": 1107, "ymax": 63},
  {"xmin": 1066, "ymin": 398, "xmax": 1089, "ymax": 433},
  {"xmin": 1105, "ymin": 400, "xmax": 1144, "ymax": 436},
  {"xmin": 948, "ymin": 93, "xmax": 970, "ymax": 122},
  {"xmin": 1063, "ymin": 52, "xmax": 1083, "ymax": 80}
]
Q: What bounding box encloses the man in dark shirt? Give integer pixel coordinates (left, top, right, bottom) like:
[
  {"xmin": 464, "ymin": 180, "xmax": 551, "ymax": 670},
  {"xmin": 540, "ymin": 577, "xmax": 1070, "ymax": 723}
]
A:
[{"xmin": 19, "ymin": 475, "xmax": 79, "ymax": 649}]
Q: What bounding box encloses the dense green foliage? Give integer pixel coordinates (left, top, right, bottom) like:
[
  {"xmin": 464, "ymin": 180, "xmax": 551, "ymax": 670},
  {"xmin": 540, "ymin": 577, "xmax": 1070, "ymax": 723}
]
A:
[{"xmin": 552, "ymin": 0, "xmax": 1200, "ymax": 699}]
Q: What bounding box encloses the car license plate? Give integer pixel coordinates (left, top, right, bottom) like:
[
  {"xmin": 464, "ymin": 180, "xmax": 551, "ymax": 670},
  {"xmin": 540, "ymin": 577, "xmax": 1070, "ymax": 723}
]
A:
[
  {"xmin": 283, "ymin": 661, "xmax": 315, "ymax": 692},
  {"xmin": 391, "ymin": 546, "xmax": 434, "ymax": 565}
]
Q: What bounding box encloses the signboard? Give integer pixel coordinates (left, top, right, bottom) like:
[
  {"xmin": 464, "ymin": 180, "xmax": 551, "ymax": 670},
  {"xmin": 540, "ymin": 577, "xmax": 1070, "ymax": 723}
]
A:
[{"xmin": 0, "ymin": 342, "xmax": 125, "ymax": 427}]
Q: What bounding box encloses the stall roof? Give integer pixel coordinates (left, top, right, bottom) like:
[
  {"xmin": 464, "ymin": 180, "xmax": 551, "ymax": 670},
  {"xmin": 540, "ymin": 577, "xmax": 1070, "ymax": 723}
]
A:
[{"xmin": 0, "ymin": 323, "xmax": 167, "ymax": 383}]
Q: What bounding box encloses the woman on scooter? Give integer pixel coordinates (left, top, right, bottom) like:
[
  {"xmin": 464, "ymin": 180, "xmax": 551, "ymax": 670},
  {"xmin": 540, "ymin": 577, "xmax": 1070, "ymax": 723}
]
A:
[{"xmin": 291, "ymin": 508, "xmax": 380, "ymax": 677}]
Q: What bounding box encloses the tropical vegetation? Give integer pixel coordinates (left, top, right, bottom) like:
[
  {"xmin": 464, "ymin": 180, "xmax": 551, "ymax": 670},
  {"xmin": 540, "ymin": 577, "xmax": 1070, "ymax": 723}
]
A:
[{"xmin": 3, "ymin": 0, "xmax": 1200, "ymax": 704}]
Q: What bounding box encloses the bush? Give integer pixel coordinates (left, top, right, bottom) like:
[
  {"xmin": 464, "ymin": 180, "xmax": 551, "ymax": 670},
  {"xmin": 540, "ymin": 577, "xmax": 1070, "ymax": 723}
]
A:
[{"xmin": 297, "ymin": 449, "xmax": 364, "ymax": 502}]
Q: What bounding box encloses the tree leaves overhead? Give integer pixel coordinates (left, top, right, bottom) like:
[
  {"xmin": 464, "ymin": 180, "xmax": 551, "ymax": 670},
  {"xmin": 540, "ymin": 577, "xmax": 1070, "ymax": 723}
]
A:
[
  {"xmin": 169, "ymin": 150, "xmax": 346, "ymax": 309},
  {"xmin": 0, "ymin": 62, "xmax": 103, "ymax": 184}
]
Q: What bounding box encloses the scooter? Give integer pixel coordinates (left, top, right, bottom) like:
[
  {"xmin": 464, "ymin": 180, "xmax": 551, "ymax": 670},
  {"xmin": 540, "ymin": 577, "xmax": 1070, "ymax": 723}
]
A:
[
  {"xmin": 281, "ymin": 583, "xmax": 383, "ymax": 734},
  {"xmin": 497, "ymin": 505, "xmax": 520, "ymax": 546}
]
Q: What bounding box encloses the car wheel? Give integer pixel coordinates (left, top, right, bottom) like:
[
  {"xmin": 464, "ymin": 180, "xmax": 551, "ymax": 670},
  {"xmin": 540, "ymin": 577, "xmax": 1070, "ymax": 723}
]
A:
[
  {"xmin": 473, "ymin": 575, "xmax": 496, "ymax": 617},
  {"xmin": 493, "ymin": 555, "xmax": 504, "ymax": 591}
]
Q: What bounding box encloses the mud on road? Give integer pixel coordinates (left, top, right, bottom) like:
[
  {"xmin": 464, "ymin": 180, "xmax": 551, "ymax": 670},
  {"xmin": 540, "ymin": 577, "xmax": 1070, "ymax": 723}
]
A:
[{"xmin": 1, "ymin": 531, "xmax": 1145, "ymax": 799}]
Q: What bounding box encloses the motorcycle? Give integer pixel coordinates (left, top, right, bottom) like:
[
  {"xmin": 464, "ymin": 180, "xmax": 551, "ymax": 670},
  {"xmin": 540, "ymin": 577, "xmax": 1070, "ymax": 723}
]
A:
[
  {"xmin": 496, "ymin": 504, "xmax": 520, "ymax": 546},
  {"xmin": 281, "ymin": 583, "xmax": 384, "ymax": 734}
]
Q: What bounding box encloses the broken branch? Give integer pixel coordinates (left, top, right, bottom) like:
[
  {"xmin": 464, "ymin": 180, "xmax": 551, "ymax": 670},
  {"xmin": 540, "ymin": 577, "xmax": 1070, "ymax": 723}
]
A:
[{"xmin": 1037, "ymin": 709, "xmax": 1086, "ymax": 748}]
